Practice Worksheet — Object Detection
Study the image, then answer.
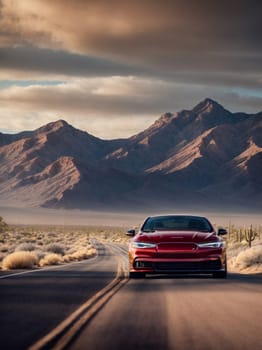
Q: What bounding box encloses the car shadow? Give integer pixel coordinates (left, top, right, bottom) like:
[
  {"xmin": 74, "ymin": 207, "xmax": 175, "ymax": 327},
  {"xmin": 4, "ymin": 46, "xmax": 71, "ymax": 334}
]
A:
[{"xmin": 142, "ymin": 271, "xmax": 262, "ymax": 285}]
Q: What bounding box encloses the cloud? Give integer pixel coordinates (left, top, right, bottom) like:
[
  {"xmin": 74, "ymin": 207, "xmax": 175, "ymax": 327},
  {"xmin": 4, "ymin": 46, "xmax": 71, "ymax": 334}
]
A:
[
  {"xmin": 0, "ymin": 0, "xmax": 261, "ymax": 85},
  {"xmin": 0, "ymin": 46, "xmax": 147, "ymax": 79},
  {"xmin": 0, "ymin": 46, "xmax": 261, "ymax": 92},
  {"xmin": 0, "ymin": 76, "xmax": 221, "ymax": 118},
  {"xmin": 0, "ymin": 0, "xmax": 261, "ymax": 137},
  {"xmin": 0, "ymin": 76, "xmax": 261, "ymax": 139},
  {"xmin": 2, "ymin": 1, "xmax": 261, "ymax": 53}
]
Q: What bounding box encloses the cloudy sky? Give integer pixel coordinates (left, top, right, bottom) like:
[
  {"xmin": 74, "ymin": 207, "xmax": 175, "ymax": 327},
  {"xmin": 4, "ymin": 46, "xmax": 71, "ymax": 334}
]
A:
[{"xmin": 0, "ymin": 0, "xmax": 261, "ymax": 139}]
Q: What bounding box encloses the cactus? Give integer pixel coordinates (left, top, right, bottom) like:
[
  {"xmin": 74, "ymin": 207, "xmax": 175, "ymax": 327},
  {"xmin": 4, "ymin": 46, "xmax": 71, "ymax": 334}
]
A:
[
  {"xmin": 239, "ymin": 228, "xmax": 243, "ymax": 242},
  {"xmin": 236, "ymin": 228, "xmax": 243, "ymax": 243},
  {"xmin": 228, "ymin": 221, "xmax": 232, "ymax": 240},
  {"xmin": 245, "ymin": 225, "xmax": 256, "ymax": 248},
  {"xmin": 258, "ymin": 226, "xmax": 261, "ymax": 240}
]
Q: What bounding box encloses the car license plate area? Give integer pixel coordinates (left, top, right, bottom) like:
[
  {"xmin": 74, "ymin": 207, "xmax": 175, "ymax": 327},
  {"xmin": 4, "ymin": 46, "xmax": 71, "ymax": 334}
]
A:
[{"xmin": 157, "ymin": 243, "xmax": 197, "ymax": 252}]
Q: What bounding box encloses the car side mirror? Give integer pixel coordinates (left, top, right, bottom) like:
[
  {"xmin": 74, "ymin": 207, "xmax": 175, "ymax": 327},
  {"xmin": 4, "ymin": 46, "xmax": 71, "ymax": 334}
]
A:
[
  {"xmin": 217, "ymin": 228, "xmax": 227, "ymax": 236},
  {"xmin": 126, "ymin": 229, "xmax": 136, "ymax": 237}
]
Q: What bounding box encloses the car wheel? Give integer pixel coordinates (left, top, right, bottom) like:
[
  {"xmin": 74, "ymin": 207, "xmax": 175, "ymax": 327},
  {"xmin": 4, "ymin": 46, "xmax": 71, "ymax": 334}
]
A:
[{"xmin": 129, "ymin": 272, "xmax": 145, "ymax": 278}]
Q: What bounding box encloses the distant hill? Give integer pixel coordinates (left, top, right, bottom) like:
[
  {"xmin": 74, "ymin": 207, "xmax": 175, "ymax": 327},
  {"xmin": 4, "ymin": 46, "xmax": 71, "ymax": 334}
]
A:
[{"xmin": 0, "ymin": 98, "xmax": 261, "ymax": 211}]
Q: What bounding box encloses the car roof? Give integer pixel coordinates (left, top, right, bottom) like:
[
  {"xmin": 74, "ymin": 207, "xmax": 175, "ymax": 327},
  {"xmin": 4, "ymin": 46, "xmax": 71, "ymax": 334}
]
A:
[{"xmin": 148, "ymin": 215, "xmax": 207, "ymax": 220}]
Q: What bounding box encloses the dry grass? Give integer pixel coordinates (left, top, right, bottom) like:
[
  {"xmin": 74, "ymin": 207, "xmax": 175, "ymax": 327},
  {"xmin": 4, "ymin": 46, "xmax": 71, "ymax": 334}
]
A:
[
  {"xmin": 229, "ymin": 244, "xmax": 262, "ymax": 273},
  {"xmin": 63, "ymin": 248, "xmax": 97, "ymax": 262},
  {"xmin": 91, "ymin": 226, "xmax": 130, "ymax": 244},
  {"xmin": 219, "ymin": 223, "xmax": 262, "ymax": 273},
  {"xmin": 2, "ymin": 221, "xmax": 260, "ymax": 273},
  {"xmin": 0, "ymin": 224, "xmax": 101, "ymax": 270},
  {"xmin": 0, "ymin": 223, "xmax": 128, "ymax": 270},
  {"xmin": 39, "ymin": 253, "xmax": 63, "ymax": 267},
  {"xmin": 15, "ymin": 243, "xmax": 36, "ymax": 252},
  {"xmin": 45, "ymin": 243, "xmax": 66, "ymax": 255},
  {"xmin": 2, "ymin": 251, "xmax": 38, "ymax": 270}
]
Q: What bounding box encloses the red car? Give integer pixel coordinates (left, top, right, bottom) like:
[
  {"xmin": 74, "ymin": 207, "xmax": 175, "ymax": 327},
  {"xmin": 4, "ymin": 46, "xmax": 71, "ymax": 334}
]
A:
[{"xmin": 127, "ymin": 215, "xmax": 227, "ymax": 278}]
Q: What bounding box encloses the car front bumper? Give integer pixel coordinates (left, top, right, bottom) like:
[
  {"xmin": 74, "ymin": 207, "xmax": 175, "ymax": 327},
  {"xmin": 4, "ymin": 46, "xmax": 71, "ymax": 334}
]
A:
[{"xmin": 131, "ymin": 257, "xmax": 226, "ymax": 274}]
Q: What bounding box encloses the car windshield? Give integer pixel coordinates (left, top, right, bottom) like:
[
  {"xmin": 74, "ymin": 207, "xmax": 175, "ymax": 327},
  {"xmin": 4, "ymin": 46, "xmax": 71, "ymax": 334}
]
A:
[{"xmin": 142, "ymin": 215, "xmax": 213, "ymax": 232}]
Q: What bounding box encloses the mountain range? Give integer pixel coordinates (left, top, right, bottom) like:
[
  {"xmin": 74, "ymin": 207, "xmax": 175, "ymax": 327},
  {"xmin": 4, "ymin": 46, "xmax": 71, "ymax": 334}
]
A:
[{"xmin": 0, "ymin": 98, "xmax": 261, "ymax": 212}]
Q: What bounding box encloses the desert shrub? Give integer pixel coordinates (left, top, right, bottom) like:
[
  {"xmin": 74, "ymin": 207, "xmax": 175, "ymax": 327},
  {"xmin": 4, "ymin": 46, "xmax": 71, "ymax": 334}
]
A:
[
  {"xmin": 63, "ymin": 248, "xmax": 96, "ymax": 262},
  {"xmin": 0, "ymin": 244, "xmax": 16, "ymax": 255},
  {"xmin": 227, "ymin": 241, "xmax": 249, "ymax": 258},
  {"xmin": 2, "ymin": 251, "xmax": 38, "ymax": 270},
  {"xmin": 232, "ymin": 245, "xmax": 262, "ymax": 269},
  {"xmin": 15, "ymin": 243, "xmax": 36, "ymax": 252},
  {"xmin": 32, "ymin": 249, "xmax": 46, "ymax": 260},
  {"xmin": 45, "ymin": 243, "xmax": 66, "ymax": 255},
  {"xmin": 13, "ymin": 233, "xmax": 23, "ymax": 240},
  {"xmin": 47, "ymin": 232, "xmax": 56, "ymax": 238},
  {"xmin": 0, "ymin": 245, "xmax": 9, "ymax": 253},
  {"xmin": 39, "ymin": 253, "xmax": 63, "ymax": 267},
  {"xmin": 37, "ymin": 235, "xmax": 44, "ymax": 242}
]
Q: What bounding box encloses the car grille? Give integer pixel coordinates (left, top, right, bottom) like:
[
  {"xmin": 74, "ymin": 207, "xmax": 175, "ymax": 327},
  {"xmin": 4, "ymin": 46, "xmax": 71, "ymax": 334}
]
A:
[{"xmin": 157, "ymin": 243, "xmax": 197, "ymax": 251}]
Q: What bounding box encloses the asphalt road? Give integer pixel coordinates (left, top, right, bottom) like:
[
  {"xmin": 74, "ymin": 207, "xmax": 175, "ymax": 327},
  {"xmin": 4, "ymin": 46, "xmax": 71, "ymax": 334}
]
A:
[
  {"xmin": 0, "ymin": 242, "xmax": 118, "ymax": 350},
  {"xmin": 1, "ymin": 242, "xmax": 262, "ymax": 350},
  {"xmin": 70, "ymin": 272, "xmax": 262, "ymax": 350}
]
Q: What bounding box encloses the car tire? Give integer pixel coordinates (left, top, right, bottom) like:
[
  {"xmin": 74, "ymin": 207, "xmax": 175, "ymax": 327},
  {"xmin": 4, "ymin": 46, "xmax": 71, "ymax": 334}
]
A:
[
  {"xmin": 213, "ymin": 270, "xmax": 227, "ymax": 278},
  {"xmin": 213, "ymin": 260, "xmax": 227, "ymax": 278},
  {"xmin": 129, "ymin": 272, "xmax": 146, "ymax": 278}
]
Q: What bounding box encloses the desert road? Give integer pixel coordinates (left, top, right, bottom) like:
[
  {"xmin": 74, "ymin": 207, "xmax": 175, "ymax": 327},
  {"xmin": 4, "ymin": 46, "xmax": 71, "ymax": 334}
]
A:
[{"xmin": 0, "ymin": 242, "xmax": 262, "ymax": 350}]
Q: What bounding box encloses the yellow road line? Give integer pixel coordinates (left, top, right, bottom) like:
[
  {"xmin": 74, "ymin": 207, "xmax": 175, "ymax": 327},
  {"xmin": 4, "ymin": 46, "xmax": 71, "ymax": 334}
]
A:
[{"xmin": 28, "ymin": 243, "xmax": 128, "ymax": 350}]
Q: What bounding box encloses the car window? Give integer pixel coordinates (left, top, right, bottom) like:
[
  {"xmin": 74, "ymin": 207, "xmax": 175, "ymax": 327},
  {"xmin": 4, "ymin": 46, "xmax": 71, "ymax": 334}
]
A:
[{"xmin": 142, "ymin": 216, "xmax": 212, "ymax": 232}]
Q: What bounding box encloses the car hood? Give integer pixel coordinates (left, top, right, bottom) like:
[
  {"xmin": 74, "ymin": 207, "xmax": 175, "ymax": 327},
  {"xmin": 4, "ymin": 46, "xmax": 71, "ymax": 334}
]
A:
[{"xmin": 135, "ymin": 230, "xmax": 218, "ymax": 244}]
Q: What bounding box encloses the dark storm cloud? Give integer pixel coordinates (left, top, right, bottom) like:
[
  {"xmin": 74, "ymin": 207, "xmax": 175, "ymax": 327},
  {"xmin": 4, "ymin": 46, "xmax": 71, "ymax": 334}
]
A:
[
  {"xmin": 0, "ymin": 0, "xmax": 261, "ymax": 86},
  {"xmin": 0, "ymin": 46, "xmax": 261, "ymax": 90},
  {"xmin": 0, "ymin": 46, "xmax": 146, "ymax": 77}
]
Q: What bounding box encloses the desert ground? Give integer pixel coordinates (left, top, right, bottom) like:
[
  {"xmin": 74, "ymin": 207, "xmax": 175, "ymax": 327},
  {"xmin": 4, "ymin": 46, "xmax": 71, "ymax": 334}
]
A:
[
  {"xmin": 0, "ymin": 207, "xmax": 261, "ymax": 273},
  {"xmin": 1, "ymin": 205, "xmax": 261, "ymax": 226}
]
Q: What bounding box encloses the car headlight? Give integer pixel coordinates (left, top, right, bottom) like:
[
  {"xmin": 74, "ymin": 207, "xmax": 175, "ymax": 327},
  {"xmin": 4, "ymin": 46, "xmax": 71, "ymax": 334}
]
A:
[
  {"xmin": 198, "ymin": 241, "xmax": 225, "ymax": 248},
  {"xmin": 132, "ymin": 242, "xmax": 157, "ymax": 249}
]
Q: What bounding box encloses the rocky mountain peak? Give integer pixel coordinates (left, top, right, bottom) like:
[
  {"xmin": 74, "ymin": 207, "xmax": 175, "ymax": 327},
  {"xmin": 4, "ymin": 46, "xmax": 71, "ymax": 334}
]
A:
[
  {"xmin": 192, "ymin": 98, "xmax": 226, "ymax": 114},
  {"xmin": 152, "ymin": 112, "xmax": 176, "ymax": 128},
  {"xmin": 0, "ymin": 99, "xmax": 261, "ymax": 211},
  {"xmin": 160, "ymin": 112, "xmax": 174, "ymax": 120},
  {"xmin": 36, "ymin": 119, "xmax": 71, "ymax": 134}
]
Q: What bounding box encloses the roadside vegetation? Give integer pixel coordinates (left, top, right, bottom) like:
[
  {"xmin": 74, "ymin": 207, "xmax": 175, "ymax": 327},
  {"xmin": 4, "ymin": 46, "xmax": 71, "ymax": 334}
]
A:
[
  {"xmin": 0, "ymin": 216, "xmax": 261, "ymax": 273},
  {"xmin": 0, "ymin": 220, "xmax": 98, "ymax": 270},
  {"xmin": 225, "ymin": 224, "xmax": 262, "ymax": 273}
]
